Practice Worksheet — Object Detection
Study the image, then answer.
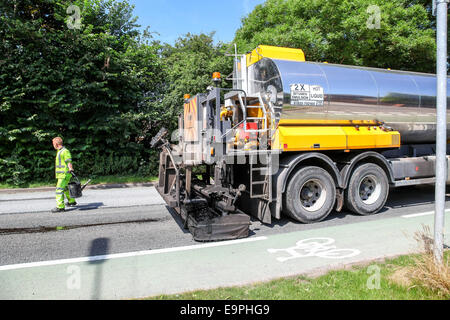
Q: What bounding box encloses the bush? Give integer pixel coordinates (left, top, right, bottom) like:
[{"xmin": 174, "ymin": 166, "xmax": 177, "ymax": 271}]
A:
[{"xmin": 0, "ymin": 0, "xmax": 165, "ymax": 185}]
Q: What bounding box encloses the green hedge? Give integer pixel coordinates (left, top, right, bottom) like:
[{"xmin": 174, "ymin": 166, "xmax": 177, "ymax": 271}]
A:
[{"xmin": 0, "ymin": 0, "xmax": 167, "ymax": 185}]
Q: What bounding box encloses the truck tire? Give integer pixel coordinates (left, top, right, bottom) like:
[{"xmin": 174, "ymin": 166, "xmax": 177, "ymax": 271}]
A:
[
  {"xmin": 283, "ymin": 166, "xmax": 336, "ymax": 223},
  {"xmin": 345, "ymin": 163, "xmax": 389, "ymax": 215}
]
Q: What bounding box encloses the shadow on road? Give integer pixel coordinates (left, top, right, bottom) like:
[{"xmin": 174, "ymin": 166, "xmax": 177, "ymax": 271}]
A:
[
  {"xmin": 165, "ymin": 205, "xmax": 190, "ymax": 234},
  {"xmin": 251, "ymin": 184, "xmax": 450, "ymax": 232},
  {"xmin": 88, "ymin": 237, "xmax": 110, "ymax": 300},
  {"xmin": 384, "ymin": 185, "xmax": 450, "ymax": 209},
  {"xmin": 158, "ymin": 184, "xmax": 450, "ymax": 238},
  {"xmin": 77, "ymin": 202, "xmax": 104, "ymax": 211}
]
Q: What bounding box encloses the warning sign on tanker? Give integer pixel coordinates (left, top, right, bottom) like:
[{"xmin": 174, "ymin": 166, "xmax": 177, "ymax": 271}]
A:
[{"xmin": 290, "ymin": 84, "xmax": 324, "ymax": 106}]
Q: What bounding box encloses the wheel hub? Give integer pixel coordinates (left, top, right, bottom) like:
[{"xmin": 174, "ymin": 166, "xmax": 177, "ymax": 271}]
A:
[
  {"xmin": 299, "ymin": 179, "xmax": 327, "ymax": 212},
  {"xmin": 358, "ymin": 175, "xmax": 381, "ymax": 205}
]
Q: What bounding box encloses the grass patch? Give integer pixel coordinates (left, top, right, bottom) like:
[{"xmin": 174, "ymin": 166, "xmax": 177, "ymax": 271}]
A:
[
  {"xmin": 0, "ymin": 175, "xmax": 158, "ymax": 189},
  {"xmin": 86, "ymin": 175, "xmax": 158, "ymax": 185},
  {"xmin": 148, "ymin": 251, "xmax": 450, "ymax": 300}
]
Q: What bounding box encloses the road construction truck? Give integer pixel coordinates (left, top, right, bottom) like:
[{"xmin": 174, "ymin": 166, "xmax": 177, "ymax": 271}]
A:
[{"xmin": 151, "ymin": 45, "xmax": 450, "ymax": 241}]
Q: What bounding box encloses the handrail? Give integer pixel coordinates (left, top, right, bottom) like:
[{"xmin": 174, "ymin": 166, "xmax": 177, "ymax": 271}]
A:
[
  {"xmin": 221, "ymin": 119, "xmax": 246, "ymax": 140},
  {"xmin": 219, "ymin": 87, "xmax": 248, "ymax": 123}
]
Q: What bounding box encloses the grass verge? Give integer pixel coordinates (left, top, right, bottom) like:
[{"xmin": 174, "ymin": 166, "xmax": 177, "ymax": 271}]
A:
[
  {"xmin": 0, "ymin": 175, "xmax": 158, "ymax": 189},
  {"xmin": 148, "ymin": 250, "xmax": 449, "ymax": 300}
]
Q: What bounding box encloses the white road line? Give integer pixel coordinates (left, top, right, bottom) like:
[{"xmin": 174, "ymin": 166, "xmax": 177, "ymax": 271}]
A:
[
  {"xmin": 401, "ymin": 209, "xmax": 450, "ymax": 219},
  {"xmin": 0, "ymin": 236, "xmax": 268, "ymax": 272}
]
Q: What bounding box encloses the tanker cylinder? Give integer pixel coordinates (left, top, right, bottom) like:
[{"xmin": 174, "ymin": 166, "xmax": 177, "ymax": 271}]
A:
[{"xmin": 246, "ymin": 57, "xmax": 450, "ymax": 144}]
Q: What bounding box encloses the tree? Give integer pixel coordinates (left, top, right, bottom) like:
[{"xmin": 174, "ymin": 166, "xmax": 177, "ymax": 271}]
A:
[
  {"xmin": 159, "ymin": 33, "xmax": 234, "ymax": 130},
  {"xmin": 0, "ymin": 0, "xmax": 164, "ymax": 185},
  {"xmin": 234, "ymin": 0, "xmax": 437, "ymax": 73}
]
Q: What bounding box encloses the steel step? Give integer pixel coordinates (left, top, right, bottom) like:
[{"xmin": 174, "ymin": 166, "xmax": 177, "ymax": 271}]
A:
[{"xmin": 251, "ymin": 181, "xmax": 267, "ymax": 185}]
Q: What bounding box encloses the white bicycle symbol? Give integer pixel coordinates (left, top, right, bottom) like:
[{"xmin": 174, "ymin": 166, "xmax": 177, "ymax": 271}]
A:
[{"xmin": 267, "ymin": 237, "xmax": 361, "ymax": 262}]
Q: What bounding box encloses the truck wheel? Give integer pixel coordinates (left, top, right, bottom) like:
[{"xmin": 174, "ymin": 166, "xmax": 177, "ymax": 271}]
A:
[
  {"xmin": 284, "ymin": 166, "xmax": 336, "ymax": 223},
  {"xmin": 345, "ymin": 163, "xmax": 388, "ymax": 215}
]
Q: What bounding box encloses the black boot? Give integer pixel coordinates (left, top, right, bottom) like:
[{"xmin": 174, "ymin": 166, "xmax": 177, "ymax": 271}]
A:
[
  {"xmin": 51, "ymin": 207, "xmax": 65, "ymax": 213},
  {"xmin": 66, "ymin": 201, "xmax": 77, "ymax": 207}
]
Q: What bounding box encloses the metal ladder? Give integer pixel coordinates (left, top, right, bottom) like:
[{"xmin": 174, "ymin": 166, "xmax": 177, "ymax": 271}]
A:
[
  {"xmin": 249, "ymin": 153, "xmax": 272, "ymax": 201},
  {"xmin": 236, "ymin": 93, "xmax": 272, "ymax": 200},
  {"xmin": 272, "ymin": 104, "xmax": 283, "ymax": 119}
]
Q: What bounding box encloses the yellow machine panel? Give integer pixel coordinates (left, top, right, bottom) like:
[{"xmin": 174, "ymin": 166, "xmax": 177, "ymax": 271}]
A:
[
  {"xmin": 272, "ymin": 120, "xmax": 400, "ymax": 151},
  {"xmin": 342, "ymin": 126, "xmax": 400, "ymax": 149},
  {"xmin": 246, "ymin": 45, "xmax": 306, "ymax": 67}
]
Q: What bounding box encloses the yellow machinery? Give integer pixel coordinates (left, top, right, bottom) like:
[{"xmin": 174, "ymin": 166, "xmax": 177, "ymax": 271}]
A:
[
  {"xmin": 152, "ymin": 45, "xmax": 448, "ymax": 241},
  {"xmin": 273, "ymin": 119, "xmax": 400, "ymax": 152}
]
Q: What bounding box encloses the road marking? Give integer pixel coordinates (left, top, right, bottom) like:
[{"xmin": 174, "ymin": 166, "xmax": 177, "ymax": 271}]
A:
[
  {"xmin": 401, "ymin": 209, "xmax": 450, "ymax": 219},
  {"xmin": 0, "ymin": 236, "xmax": 268, "ymax": 272},
  {"xmin": 268, "ymin": 237, "xmax": 360, "ymax": 262}
]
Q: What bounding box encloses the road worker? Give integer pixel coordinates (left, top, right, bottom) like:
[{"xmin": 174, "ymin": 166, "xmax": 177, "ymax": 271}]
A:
[{"xmin": 51, "ymin": 137, "xmax": 77, "ymax": 212}]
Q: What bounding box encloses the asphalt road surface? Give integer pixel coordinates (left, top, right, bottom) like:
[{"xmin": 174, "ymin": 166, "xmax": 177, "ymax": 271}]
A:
[{"xmin": 0, "ymin": 184, "xmax": 449, "ymax": 299}]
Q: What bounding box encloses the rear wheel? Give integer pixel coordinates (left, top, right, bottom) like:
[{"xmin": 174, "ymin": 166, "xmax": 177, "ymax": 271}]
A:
[
  {"xmin": 284, "ymin": 166, "xmax": 336, "ymax": 223},
  {"xmin": 345, "ymin": 163, "xmax": 389, "ymax": 215}
]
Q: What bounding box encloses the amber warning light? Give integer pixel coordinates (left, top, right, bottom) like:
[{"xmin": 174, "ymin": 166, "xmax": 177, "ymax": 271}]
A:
[{"xmin": 212, "ymin": 72, "xmax": 222, "ymax": 85}]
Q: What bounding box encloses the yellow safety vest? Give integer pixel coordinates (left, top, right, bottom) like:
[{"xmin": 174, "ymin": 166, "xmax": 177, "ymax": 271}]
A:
[{"xmin": 55, "ymin": 147, "xmax": 73, "ymax": 179}]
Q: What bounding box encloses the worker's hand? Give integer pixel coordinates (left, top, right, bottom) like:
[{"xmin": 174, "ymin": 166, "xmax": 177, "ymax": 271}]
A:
[{"xmin": 69, "ymin": 170, "xmax": 76, "ymax": 176}]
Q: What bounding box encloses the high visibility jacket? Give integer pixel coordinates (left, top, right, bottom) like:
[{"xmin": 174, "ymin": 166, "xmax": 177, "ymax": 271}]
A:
[{"xmin": 55, "ymin": 147, "xmax": 73, "ymax": 179}]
